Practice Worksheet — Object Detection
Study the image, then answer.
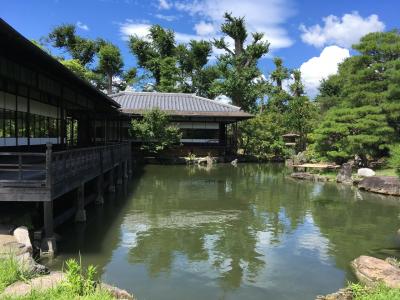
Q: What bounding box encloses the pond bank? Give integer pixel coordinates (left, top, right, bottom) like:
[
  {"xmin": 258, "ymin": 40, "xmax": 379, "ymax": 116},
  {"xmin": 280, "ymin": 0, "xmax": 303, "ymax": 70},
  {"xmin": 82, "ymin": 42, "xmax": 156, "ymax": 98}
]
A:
[
  {"xmin": 317, "ymin": 255, "xmax": 400, "ymax": 300},
  {"xmin": 290, "ymin": 170, "xmax": 400, "ymax": 197},
  {"xmin": 0, "ymin": 226, "xmax": 134, "ymax": 299}
]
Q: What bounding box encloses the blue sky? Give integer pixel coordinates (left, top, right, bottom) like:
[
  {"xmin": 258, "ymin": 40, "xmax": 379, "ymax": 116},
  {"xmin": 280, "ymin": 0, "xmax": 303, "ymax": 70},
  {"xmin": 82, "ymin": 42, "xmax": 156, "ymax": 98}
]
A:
[{"xmin": 1, "ymin": 0, "xmax": 399, "ymax": 96}]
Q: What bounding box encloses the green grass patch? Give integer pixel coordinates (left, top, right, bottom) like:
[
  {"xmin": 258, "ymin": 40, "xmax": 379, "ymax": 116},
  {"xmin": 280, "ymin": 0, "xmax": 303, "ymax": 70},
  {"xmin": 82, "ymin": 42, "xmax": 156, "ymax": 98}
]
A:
[
  {"xmin": 1, "ymin": 285, "xmax": 114, "ymax": 300},
  {"xmin": 350, "ymin": 283, "xmax": 400, "ymax": 300},
  {"xmin": 375, "ymin": 168, "xmax": 397, "ymax": 177},
  {"xmin": 1, "ymin": 257, "xmax": 117, "ymax": 300},
  {"xmin": 0, "ymin": 256, "xmax": 34, "ymax": 293}
]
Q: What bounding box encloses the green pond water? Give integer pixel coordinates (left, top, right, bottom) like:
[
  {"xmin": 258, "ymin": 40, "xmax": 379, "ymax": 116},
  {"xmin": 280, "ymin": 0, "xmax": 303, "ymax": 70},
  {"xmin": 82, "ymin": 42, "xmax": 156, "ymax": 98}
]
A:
[{"xmin": 50, "ymin": 164, "xmax": 400, "ymax": 300}]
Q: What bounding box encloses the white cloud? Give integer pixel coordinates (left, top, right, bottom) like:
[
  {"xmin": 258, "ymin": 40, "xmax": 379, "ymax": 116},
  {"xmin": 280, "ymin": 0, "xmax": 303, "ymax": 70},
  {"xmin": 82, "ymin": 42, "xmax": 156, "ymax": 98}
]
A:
[
  {"xmin": 300, "ymin": 45, "xmax": 350, "ymax": 97},
  {"xmin": 119, "ymin": 21, "xmax": 151, "ymax": 41},
  {"xmin": 173, "ymin": 0, "xmax": 295, "ymax": 50},
  {"xmin": 76, "ymin": 21, "xmax": 89, "ymax": 31},
  {"xmin": 158, "ymin": 0, "xmax": 171, "ymax": 9},
  {"xmin": 194, "ymin": 21, "xmax": 215, "ymax": 36},
  {"xmin": 119, "ymin": 20, "xmax": 202, "ymax": 44},
  {"xmin": 300, "ymin": 12, "xmax": 385, "ymax": 48},
  {"xmin": 154, "ymin": 14, "xmax": 178, "ymax": 22}
]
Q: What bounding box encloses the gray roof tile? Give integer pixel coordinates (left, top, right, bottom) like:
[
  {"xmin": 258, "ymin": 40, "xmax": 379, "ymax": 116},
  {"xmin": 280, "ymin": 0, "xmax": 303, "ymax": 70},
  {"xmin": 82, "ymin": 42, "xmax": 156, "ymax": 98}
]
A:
[{"xmin": 109, "ymin": 92, "xmax": 252, "ymax": 118}]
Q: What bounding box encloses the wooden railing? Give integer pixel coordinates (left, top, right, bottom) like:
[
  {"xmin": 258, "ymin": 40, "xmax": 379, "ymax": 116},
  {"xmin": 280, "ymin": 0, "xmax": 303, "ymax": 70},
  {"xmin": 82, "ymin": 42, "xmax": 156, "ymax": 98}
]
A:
[
  {"xmin": 0, "ymin": 143, "xmax": 131, "ymax": 194},
  {"xmin": 0, "ymin": 152, "xmax": 47, "ymax": 187}
]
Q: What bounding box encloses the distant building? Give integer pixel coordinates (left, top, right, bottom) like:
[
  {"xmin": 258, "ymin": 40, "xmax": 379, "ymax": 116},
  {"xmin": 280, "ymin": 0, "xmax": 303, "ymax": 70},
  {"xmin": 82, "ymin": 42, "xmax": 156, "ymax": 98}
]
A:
[{"xmin": 110, "ymin": 92, "xmax": 252, "ymax": 156}]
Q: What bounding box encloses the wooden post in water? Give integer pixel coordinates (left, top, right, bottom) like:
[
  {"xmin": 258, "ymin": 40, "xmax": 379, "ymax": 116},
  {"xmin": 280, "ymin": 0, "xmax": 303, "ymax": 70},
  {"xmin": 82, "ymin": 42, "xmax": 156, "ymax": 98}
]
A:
[
  {"xmin": 42, "ymin": 201, "xmax": 57, "ymax": 257},
  {"xmin": 123, "ymin": 161, "xmax": 128, "ymax": 181},
  {"xmin": 109, "ymin": 168, "xmax": 116, "ymax": 193},
  {"xmin": 116, "ymin": 163, "xmax": 123, "ymax": 185},
  {"xmin": 96, "ymin": 174, "xmax": 104, "ymax": 204},
  {"xmin": 75, "ymin": 183, "xmax": 86, "ymax": 222},
  {"xmin": 41, "ymin": 144, "xmax": 57, "ymax": 257}
]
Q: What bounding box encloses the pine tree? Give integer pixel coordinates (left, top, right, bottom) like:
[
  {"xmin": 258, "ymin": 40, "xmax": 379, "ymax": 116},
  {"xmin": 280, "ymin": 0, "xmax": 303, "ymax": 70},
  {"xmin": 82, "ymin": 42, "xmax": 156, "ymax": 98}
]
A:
[{"xmin": 312, "ymin": 31, "xmax": 400, "ymax": 164}]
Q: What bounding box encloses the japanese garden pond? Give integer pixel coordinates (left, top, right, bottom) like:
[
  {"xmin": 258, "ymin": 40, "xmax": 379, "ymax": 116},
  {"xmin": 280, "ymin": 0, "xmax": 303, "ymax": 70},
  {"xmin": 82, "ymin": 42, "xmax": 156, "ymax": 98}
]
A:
[{"xmin": 48, "ymin": 163, "xmax": 400, "ymax": 300}]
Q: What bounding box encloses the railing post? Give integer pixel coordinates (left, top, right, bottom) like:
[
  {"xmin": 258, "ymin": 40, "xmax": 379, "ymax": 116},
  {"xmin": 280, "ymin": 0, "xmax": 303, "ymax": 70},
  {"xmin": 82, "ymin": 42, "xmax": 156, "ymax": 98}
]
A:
[
  {"xmin": 18, "ymin": 154, "xmax": 22, "ymax": 180},
  {"xmin": 45, "ymin": 143, "xmax": 53, "ymax": 189}
]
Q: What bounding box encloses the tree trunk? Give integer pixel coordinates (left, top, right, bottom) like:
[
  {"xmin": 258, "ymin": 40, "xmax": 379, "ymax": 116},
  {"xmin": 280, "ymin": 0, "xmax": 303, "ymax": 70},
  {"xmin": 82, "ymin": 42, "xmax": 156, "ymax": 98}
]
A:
[{"xmin": 107, "ymin": 73, "xmax": 112, "ymax": 94}]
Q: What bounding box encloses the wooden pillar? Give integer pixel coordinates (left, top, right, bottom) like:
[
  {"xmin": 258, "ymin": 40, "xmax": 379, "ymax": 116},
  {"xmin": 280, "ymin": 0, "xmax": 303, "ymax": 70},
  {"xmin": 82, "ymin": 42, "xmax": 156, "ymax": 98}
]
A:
[
  {"xmin": 75, "ymin": 183, "xmax": 86, "ymax": 222},
  {"xmin": 128, "ymin": 159, "xmax": 133, "ymax": 178},
  {"xmin": 109, "ymin": 168, "xmax": 116, "ymax": 193},
  {"xmin": 116, "ymin": 163, "xmax": 123, "ymax": 185},
  {"xmin": 42, "ymin": 201, "xmax": 57, "ymax": 256},
  {"xmin": 123, "ymin": 161, "xmax": 128, "ymax": 181},
  {"xmin": 96, "ymin": 175, "xmax": 104, "ymax": 204}
]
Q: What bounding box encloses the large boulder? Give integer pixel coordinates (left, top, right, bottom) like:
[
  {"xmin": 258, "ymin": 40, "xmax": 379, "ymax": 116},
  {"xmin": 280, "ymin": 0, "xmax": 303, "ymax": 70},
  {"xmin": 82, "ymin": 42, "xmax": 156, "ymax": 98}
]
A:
[
  {"xmin": 351, "ymin": 256, "xmax": 400, "ymax": 288},
  {"xmin": 290, "ymin": 172, "xmax": 327, "ymax": 182},
  {"xmin": 100, "ymin": 283, "xmax": 134, "ymax": 300},
  {"xmin": 13, "ymin": 226, "xmax": 32, "ymax": 254},
  {"xmin": 2, "ymin": 271, "xmax": 65, "ymax": 297},
  {"xmin": 1, "ymin": 272, "xmax": 134, "ymax": 300},
  {"xmin": 358, "ymin": 176, "xmax": 400, "ymax": 196},
  {"xmin": 357, "ymin": 168, "xmax": 376, "ymax": 177},
  {"xmin": 337, "ymin": 163, "xmax": 353, "ymax": 184}
]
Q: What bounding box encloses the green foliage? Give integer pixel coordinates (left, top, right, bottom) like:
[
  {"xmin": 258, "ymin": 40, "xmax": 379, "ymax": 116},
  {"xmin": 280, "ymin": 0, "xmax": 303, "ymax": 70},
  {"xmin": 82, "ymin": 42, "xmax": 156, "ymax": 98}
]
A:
[
  {"xmin": 313, "ymin": 31, "xmax": 400, "ymax": 163},
  {"xmin": 130, "ymin": 108, "xmax": 182, "ymax": 153},
  {"xmin": 63, "ymin": 258, "xmax": 98, "ymax": 296},
  {"xmin": 0, "ymin": 258, "xmax": 115, "ymax": 300},
  {"xmin": 389, "ymin": 144, "xmax": 400, "ymax": 176},
  {"xmin": 96, "ymin": 43, "xmax": 124, "ymax": 93},
  {"xmin": 128, "ymin": 25, "xmax": 176, "ymax": 88},
  {"xmin": 48, "ymin": 24, "xmax": 98, "ymax": 66},
  {"xmin": 47, "ymin": 24, "xmax": 136, "ymax": 93},
  {"xmin": 312, "ymin": 106, "xmax": 393, "ymax": 164},
  {"xmin": 0, "ymin": 256, "xmax": 34, "ymax": 293},
  {"xmin": 128, "ymin": 25, "xmax": 217, "ymax": 95},
  {"xmin": 212, "ymin": 13, "xmax": 270, "ymax": 112},
  {"xmin": 238, "ymin": 112, "xmax": 288, "ymax": 160},
  {"xmin": 285, "ymin": 96, "xmax": 318, "ymax": 151},
  {"xmin": 60, "ymin": 59, "xmax": 95, "ymax": 81},
  {"xmin": 350, "ymin": 283, "xmax": 400, "ymax": 300}
]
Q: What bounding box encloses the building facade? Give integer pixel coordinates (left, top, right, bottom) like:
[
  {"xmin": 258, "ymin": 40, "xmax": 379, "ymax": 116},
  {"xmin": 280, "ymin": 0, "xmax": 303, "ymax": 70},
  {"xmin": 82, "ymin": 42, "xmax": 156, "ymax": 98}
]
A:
[{"xmin": 110, "ymin": 92, "xmax": 252, "ymax": 156}]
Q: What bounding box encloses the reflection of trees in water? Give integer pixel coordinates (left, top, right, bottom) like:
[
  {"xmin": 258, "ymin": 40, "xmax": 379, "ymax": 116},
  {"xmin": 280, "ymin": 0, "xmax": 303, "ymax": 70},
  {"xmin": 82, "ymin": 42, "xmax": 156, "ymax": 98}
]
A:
[
  {"xmin": 124, "ymin": 164, "xmax": 317, "ymax": 289},
  {"xmin": 310, "ymin": 183, "xmax": 400, "ymax": 276}
]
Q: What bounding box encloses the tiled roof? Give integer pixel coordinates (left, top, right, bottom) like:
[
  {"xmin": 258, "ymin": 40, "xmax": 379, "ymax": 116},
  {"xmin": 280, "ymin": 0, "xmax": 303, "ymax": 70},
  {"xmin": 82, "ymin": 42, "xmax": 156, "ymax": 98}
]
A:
[{"xmin": 109, "ymin": 92, "xmax": 252, "ymax": 119}]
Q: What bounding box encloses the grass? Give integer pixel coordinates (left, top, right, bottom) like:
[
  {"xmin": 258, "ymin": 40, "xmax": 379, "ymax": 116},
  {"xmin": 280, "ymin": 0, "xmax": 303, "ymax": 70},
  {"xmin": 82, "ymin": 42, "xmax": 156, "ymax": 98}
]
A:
[
  {"xmin": 350, "ymin": 283, "xmax": 400, "ymax": 300},
  {"xmin": 0, "ymin": 257, "xmax": 117, "ymax": 300},
  {"xmin": 0, "ymin": 256, "xmax": 34, "ymax": 294},
  {"xmin": 1, "ymin": 286, "xmax": 114, "ymax": 300},
  {"xmin": 375, "ymin": 168, "xmax": 398, "ymax": 177}
]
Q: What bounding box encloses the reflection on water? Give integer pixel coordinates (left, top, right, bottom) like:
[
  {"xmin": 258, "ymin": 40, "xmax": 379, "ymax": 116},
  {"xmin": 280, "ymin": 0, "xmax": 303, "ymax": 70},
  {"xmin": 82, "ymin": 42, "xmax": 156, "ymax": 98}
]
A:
[{"xmin": 51, "ymin": 164, "xmax": 400, "ymax": 300}]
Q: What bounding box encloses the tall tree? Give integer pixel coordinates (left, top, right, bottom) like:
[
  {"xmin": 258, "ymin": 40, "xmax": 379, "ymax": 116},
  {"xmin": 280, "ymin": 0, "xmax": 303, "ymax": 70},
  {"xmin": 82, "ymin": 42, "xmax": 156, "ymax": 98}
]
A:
[
  {"xmin": 212, "ymin": 13, "xmax": 270, "ymax": 111},
  {"xmin": 175, "ymin": 41, "xmax": 219, "ymax": 98},
  {"xmin": 48, "ymin": 24, "xmax": 98, "ymax": 66},
  {"xmin": 285, "ymin": 70, "xmax": 316, "ymax": 151},
  {"xmin": 267, "ymin": 57, "xmax": 290, "ymax": 113},
  {"xmin": 96, "ymin": 42, "xmax": 137, "ymax": 94},
  {"xmin": 129, "ymin": 25, "xmax": 217, "ymax": 95},
  {"xmin": 47, "ymin": 24, "xmax": 135, "ymax": 93},
  {"xmin": 128, "ymin": 25, "xmax": 176, "ymax": 90},
  {"xmin": 312, "ymin": 31, "xmax": 400, "ymax": 164}
]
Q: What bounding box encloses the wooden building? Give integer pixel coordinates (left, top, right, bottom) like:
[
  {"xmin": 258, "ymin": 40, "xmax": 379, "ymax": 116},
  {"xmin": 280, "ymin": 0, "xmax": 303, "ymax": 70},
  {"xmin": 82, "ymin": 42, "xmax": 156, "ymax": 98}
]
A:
[
  {"xmin": 110, "ymin": 92, "xmax": 252, "ymax": 156},
  {"xmin": 0, "ymin": 19, "xmax": 130, "ymax": 255}
]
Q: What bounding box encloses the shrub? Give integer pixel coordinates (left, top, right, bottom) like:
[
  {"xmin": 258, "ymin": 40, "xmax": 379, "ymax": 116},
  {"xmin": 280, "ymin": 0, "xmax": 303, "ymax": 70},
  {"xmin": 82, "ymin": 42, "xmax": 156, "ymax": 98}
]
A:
[
  {"xmin": 63, "ymin": 258, "xmax": 98, "ymax": 296},
  {"xmin": 389, "ymin": 144, "xmax": 400, "ymax": 176},
  {"xmin": 130, "ymin": 108, "xmax": 182, "ymax": 153},
  {"xmin": 350, "ymin": 283, "xmax": 400, "ymax": 300}
]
